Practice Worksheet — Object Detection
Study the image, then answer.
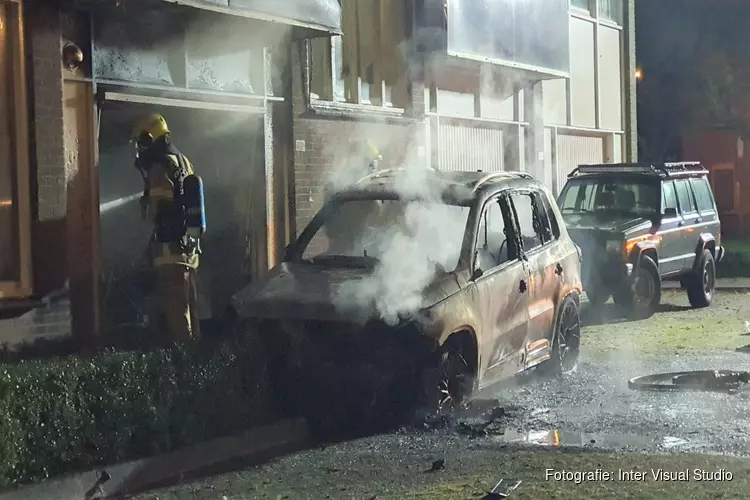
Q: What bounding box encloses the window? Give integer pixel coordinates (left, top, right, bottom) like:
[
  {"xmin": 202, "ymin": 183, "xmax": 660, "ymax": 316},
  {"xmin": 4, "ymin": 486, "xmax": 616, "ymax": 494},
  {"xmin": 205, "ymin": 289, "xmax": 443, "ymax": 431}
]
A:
[
  {"xmin": 510, "ymin": 192, "xmax": 545, "ymax": 252},
  {"xmin": 675, "ymin": 179, "xmax": 698, "ymax": 215},
  {"xmin": 476, "ymin": 198, "xmax": 516, "ymax": 270},
  {"xmin": 690, "ymin": 178, "xmax": 715, "ymax": 213},
  {"xmin": 558, "ymin": 179, "xmax": 660, "ymax": 217},
  {"xmin": 572, "ymin": 0, "xmax": 591, "ymax": 12},
  {"xmin": 598, "ymin": 0, "xmax": 623, "ymax": 24},
  {"xmin": 661, "ymin": 180, "xmax": 677, "ymax": 215},
  {"xmin": 0, "ymin": 1, "xmax": 31, "ymax": 296},
  {"xmin": 301, "ymin": 199, "xmax": 470, "ymax": 273},
  {"xmin": 309, "ymin": 0, "xmax": 408, "ymax": 108},
  {"xmin": 537, "ymin": 191, "xmax": 560, "ymax": 243}
]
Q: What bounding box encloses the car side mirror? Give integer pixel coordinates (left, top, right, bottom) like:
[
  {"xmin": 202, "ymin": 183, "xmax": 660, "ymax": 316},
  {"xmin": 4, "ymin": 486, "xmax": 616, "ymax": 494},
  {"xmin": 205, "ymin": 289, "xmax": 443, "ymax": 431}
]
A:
[{"xmin": 663, "ymin": 207, "xmax": 678, "ymax": 219}]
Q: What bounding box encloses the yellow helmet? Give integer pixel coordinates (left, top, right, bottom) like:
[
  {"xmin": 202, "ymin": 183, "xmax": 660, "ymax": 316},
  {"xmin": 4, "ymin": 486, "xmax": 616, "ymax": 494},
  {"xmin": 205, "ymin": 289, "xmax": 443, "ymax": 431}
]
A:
[{"xmin": 131, "ymin": 113, "xmax": 170, "ymax": 144}]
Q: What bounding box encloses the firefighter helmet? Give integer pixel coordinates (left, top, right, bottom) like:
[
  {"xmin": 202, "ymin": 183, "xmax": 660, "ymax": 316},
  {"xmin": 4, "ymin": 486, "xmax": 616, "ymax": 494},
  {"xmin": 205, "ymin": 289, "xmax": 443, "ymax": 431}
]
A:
[{"xmin": 131, "ymin": 113, "xmax": 170, "ymax": 147}]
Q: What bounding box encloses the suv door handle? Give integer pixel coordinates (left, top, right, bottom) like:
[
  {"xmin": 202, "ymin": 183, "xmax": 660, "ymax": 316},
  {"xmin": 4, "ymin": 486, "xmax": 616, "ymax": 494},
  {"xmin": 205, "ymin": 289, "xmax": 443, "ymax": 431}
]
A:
[
  {"xmin": 678, "ymin": 220, "xmax": 685, "ymax": 227},
  {"xmin": 555, "ymin": 263, "xmax": 563, "ymax": 276},
  {"xmin": 695, "ymin": 217, "xmax": 702, "ymax": 224},
  {"xmin": 519, "ymin": 279, "xmax": 527, "ymax": 293}
]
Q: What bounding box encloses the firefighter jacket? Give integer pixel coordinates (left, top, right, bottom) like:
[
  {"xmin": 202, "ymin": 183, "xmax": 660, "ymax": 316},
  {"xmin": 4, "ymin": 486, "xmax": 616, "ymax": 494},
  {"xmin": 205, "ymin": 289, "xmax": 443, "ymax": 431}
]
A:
[{"xmin": 141, "ymin": 144, "xmax": 199, "ymax": 269}]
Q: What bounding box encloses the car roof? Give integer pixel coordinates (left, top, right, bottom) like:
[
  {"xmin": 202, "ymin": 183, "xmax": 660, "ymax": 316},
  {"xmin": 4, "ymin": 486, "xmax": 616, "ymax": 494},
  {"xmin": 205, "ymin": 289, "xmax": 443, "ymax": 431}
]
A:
[
  {"xmin": 568, "ymin": 162, "xmax": 709, "ymax": 180},
  {"xmin": 332, "ymin": 168, "xmax": 542, "ymax": 203}
]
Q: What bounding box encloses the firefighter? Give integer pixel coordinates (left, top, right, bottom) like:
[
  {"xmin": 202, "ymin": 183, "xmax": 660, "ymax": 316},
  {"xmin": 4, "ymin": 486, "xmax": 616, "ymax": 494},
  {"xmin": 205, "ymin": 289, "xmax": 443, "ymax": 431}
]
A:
[{"xmin": 132, "ymin": 113, "xmax": 202, "ymax": 344}]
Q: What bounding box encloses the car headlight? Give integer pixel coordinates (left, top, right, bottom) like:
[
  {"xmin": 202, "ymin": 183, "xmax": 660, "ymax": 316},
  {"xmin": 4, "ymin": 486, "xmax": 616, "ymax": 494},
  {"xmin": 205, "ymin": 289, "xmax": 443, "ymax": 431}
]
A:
[{"xmin": 606, "ymin": 240, "xmax": 623, "ymax": 253}]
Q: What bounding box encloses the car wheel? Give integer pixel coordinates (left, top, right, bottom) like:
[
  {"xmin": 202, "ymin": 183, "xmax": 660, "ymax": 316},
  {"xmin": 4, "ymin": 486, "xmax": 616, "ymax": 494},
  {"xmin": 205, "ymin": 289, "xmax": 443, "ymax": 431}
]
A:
[
  {"xmin": 431, "ymin": 342, "xmax": 475, "ymax": 410},
  {"xmin": 615, "ymin": 256, "xmax": 661, "ymax": 319},
  {"xmin": 686, "ymin": 249, "xmax": 715, "ymax": 308},
  {"xmin": 542, "ymin": 295, "xmax": 581, "ymax": 376}
]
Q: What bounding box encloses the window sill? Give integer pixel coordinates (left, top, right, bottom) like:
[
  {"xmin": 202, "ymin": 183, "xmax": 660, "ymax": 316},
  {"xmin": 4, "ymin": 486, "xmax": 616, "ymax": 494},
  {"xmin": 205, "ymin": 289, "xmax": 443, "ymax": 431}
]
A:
[{"xmin": 307, "ymin": 98, "xmax": 417, "ymax": 123}]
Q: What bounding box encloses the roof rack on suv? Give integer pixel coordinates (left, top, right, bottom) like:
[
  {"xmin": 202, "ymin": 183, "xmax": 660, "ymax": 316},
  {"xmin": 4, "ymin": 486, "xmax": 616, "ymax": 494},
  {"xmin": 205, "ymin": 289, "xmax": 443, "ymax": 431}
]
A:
[
  {"xmin": 568, "ymin": 162, "xmax": 708, "ymax": 179},
  {"xmin": 472, "ymin": 171, "xmax": 533, "ymax": 192}
]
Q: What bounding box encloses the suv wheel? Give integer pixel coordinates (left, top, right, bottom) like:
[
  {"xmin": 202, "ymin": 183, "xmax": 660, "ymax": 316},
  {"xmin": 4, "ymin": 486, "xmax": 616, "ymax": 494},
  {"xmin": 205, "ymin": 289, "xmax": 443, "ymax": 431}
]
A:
[
  {"xmin": 542, "ymin": 295, "xmax": 581, "ymax": 376},
  {"xmin": 686, "ymin": 249, "xmax": 715, "ymax": 308},
  {"xmin": 614, "ymin": 255, "xmax": 661, "ymax": 319}
]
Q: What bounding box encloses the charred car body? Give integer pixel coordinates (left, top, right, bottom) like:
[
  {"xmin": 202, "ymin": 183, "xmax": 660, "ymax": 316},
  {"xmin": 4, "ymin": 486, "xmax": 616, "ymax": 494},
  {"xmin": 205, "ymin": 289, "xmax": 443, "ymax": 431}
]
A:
[
  {"xmin": 231, "ymin": 169, "xmax": 583, "ymax": 429},
  {"xmin": 558, "ymin": 162, "xmax": 723, "ymax": 318}
]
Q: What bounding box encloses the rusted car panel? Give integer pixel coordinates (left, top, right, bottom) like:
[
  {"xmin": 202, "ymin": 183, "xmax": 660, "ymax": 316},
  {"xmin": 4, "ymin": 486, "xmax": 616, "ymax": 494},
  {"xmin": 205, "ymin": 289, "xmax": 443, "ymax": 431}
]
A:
[{"xmin": 231, "ymin": 169, "xmax": 583, "ymax": 411}]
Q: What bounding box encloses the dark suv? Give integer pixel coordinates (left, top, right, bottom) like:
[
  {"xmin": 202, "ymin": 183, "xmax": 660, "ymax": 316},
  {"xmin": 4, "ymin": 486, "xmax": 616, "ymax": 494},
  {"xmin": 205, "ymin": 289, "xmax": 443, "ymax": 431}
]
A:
[
  {"xmin": 232, "ymin": 168, "xmax": 583, "ymax": 429},
  {"xmin": 557, "ymin": 162, "xmax": 724, "ymax": 318}
]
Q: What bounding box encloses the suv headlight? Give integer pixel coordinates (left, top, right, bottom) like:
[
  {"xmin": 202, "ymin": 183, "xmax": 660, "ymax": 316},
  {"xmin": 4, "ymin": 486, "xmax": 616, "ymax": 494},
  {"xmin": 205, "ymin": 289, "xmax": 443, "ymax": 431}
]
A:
[{"xmin": 606, "ymin": 239, "xmax": 623, "ymax": 253}]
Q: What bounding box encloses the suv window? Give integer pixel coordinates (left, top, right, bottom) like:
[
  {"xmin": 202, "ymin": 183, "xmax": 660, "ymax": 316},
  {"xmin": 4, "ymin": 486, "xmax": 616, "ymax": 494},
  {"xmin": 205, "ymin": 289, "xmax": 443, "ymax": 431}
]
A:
[
  {"xmin": 537, "ymin": 191, "xmax": 560, "ymax": 242},
  {"xmin": 690, "ymin": 177, "xmax": 715, "ymax": 213},
  {"xmin": 675, "ymin": 179, "xmax": 698, "ymax": 215},
  {"xmin": 662, "ymin": 180, "xmax": 678, "ymax": 215},
  {"xmin": 476, "ymin": 197, "xmax": 516, "ymax": 270},
  {"xmin": 510, "ymin": 192, "xmax": 546, "ymax": 251}
]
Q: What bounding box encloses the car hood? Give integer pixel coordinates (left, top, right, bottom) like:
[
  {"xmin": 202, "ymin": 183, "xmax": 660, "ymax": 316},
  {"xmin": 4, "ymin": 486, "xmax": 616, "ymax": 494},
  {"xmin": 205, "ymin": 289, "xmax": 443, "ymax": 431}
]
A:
[
  {"xmin": 230, "ymin": 261, "xmax": 461, "ymax": 322},
  {"xmin": 563, "ymin": 213, "xmax": 653, "ymax": 236}
]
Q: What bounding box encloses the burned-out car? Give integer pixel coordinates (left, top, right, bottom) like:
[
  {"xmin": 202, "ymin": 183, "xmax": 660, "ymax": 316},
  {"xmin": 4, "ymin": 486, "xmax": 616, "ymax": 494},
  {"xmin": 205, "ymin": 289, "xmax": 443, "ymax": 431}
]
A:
[
  {"xmin": 558, "ymin": 162, "xmax": 723, "ymax": 318},
  {"xmin": 231, "ymin": 168, "xmax": 583, "ymax": 427}
]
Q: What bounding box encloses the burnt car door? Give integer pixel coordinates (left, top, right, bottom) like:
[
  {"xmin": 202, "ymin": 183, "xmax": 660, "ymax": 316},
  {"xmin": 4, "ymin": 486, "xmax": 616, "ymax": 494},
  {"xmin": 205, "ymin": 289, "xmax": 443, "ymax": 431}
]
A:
[
  {"xmin": 472, "ymin": 193, "xmax": 530, "ymax": 386},
  {"xmin": 515, "ymin": 189, "xmax": 567, "ymax": 367},
  {"xmin": 658, "ymin": 180, "xmax": 685, "ymax": 276}
]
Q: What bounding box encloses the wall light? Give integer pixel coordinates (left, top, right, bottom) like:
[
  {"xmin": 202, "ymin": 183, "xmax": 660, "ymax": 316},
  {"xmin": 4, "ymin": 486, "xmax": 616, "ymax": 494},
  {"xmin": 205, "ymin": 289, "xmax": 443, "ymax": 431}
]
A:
[{"xmin": 635, "ymin": 68, "xmax": 643, "ymax": 81}]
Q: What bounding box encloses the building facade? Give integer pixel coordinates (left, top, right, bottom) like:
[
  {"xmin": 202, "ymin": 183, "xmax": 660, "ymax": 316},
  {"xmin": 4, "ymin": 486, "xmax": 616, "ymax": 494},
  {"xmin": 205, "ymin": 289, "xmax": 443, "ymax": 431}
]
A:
[
  {"xmin": 293, "ymin": 0, "xmax": 637, "ymax": 234},
  {"xmin": 0, "ymin": 0, "xmax": 636, "ymax": 346}
]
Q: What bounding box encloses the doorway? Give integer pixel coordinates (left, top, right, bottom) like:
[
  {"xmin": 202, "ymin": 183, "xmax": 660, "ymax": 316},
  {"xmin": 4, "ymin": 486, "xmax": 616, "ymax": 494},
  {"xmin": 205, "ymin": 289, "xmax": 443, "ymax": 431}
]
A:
[{"xmin": 97, "ymin": 101, "xmax": 265, "ymax": 335}]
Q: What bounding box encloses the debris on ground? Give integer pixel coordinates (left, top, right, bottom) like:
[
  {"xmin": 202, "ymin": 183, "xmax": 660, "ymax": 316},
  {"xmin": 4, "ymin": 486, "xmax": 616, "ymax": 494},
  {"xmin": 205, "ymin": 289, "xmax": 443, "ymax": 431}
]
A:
[
  {"xmin": 426, "ymin": 459, "xmax": 445, "ymax": 472},
  {"xmin": 629, "ymin": 370, "xmax": 750, "ymax": 393},
  {"xmin": 485, "ymin": 478, "xmax": 522, "ymax": 498}
]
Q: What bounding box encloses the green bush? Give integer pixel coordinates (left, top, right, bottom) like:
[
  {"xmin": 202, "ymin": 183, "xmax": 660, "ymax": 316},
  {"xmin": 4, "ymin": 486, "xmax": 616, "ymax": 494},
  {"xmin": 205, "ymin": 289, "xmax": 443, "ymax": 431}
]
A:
[{"xmin": 0, "ymin": 333, "xmax": 274, "ymax": 490}]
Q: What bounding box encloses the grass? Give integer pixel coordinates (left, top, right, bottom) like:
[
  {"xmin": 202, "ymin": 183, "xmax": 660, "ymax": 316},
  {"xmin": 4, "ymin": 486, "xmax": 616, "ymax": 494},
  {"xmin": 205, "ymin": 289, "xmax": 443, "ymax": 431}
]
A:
[
  {"xmin": 140, "ymin": 449, "xmax": 750, "ymax": 500},
  {"xmin": 718, "ymin": 239, "xmax": 750, "ymax": 278},
  {"xmin": 582, "ymin": 291, "xmax": 749, "ymax": 360},
  {"xmin": 398, "ymin": 451, "xmax": 750, "ymax": 500}
]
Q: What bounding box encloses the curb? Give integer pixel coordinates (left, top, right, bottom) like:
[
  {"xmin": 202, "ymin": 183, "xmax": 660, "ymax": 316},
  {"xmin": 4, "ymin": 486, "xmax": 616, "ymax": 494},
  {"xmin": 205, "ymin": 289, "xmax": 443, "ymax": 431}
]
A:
[{"xmin": 0, "ymin": 418, "xmax": 311, "ymax": 500}]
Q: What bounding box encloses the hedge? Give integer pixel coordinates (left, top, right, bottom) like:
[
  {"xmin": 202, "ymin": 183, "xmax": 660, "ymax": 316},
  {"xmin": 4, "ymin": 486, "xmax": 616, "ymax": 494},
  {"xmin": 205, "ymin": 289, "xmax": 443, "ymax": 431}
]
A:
[{"xmin": 0, "ymin": 333, "xmax": 274, "ymax": 490}]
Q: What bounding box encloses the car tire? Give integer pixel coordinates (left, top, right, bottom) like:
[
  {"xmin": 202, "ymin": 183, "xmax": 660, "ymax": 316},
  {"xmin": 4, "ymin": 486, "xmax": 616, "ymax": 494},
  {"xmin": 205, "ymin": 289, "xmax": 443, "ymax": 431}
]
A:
[
  {"xmin": 615, "ymin": 255, "xmax": 661, "ymax": 319},
  {"xmin": 686, "ymin": 249, "xmax": 715, "ymax": 308},
  {"xmin": 422, "ymin": 340, "xmax": 476, "ymax": 410},
  {"xmin": 541, "ymin": 294, "xmax": 581, "ymax": 376}
]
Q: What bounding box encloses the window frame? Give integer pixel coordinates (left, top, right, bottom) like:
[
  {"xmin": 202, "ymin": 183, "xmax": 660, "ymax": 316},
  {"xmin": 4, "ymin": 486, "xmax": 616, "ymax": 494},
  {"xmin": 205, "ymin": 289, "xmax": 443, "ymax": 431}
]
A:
[
  {"xmin": 536, "ymin": 190, "xmax": 561, "ymax": 243},
  {"xmin": 472, "ymin": 193, "xmax": 520, "ymax": 274},
  {"xmin": 0, "ymin": 0, "xmax": 32, "ymax": 299},
  {"xmin": 674, "ymin": 178, "xmax": 698, "ymax": 217},
  {"xmin": 308, "ymin": 0, "xmax": 410, "ymax": 111},
  {"xmin": 508, "ymin": 189, "xmax": 548, "ymax": 255},
  {"xmin": 689, "ymin": 177, "xmax": 716, "ymax": 216},
  {"xmin": 661, "ymin": 180, "xmax": 678, "ymax": 216}
]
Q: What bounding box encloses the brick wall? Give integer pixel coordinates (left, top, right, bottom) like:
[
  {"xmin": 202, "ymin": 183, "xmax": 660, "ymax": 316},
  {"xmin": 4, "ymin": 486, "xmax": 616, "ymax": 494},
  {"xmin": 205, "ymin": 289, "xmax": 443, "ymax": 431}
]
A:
[
  {"xmin": 0, "ymin": 4, "xmax": 71, "ymax": 347},
  {"xmin": 290, "ymin": 42, "xmax": 427, "ymax": 235}
]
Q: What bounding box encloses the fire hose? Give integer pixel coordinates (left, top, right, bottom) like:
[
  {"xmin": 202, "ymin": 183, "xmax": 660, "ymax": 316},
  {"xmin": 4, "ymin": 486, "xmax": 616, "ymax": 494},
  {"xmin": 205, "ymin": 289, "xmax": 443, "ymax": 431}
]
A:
[{"xmin": 628, "ymin": 370, "xmax": 750, "ymax": 394}]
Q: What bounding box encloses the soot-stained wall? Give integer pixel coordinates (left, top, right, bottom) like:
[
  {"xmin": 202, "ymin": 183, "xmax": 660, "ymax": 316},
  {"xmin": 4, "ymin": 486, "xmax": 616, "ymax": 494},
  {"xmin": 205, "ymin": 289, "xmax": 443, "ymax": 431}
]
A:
[{"xmin": 98, "ymin": 103, "xmax": 264, "ymax": 330}]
